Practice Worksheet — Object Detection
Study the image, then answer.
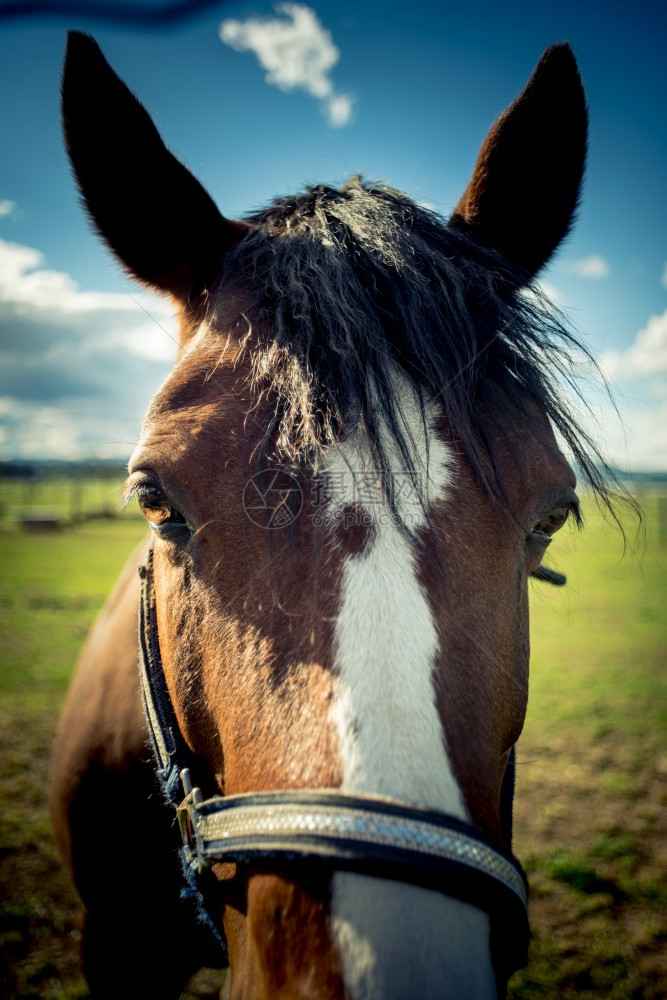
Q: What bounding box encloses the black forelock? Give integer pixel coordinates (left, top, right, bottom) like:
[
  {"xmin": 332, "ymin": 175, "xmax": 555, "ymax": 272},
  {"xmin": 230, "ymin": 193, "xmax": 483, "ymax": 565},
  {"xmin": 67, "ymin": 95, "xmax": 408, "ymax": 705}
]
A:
[{"xmin": 215, "ymin": 176, "xmax": 626, "ymax": 519}]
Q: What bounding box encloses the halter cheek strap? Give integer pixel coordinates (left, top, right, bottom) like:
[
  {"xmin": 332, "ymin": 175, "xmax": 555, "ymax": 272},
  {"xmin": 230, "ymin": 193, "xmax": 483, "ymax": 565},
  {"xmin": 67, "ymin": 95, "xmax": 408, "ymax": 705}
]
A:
[
  {"xmin": 138, "ymin": 553, "xmax": 228, "ymax": 958},
  {"xmin": 139, "ymin": 553, "xmax": 196, "ymax": 804},
  {"xmin": 138, "ymin": 550, "xmax": 530, "ymax": 975}
]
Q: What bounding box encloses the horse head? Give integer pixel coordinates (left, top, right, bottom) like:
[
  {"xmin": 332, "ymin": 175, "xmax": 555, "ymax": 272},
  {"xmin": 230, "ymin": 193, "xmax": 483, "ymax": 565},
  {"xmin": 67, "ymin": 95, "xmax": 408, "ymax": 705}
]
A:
[{"xmin": 62, "ymin": 32, "xmax": 593, "ymax": 999}]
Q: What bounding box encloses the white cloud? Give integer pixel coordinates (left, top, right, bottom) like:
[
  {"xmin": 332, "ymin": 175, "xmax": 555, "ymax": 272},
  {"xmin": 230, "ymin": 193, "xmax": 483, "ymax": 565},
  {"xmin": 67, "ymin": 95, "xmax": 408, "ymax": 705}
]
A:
[
  {"xmin": 622, "ymin": 399, "xmax": 667, "ymax": 471},
  {"xmin": 0, "ymin": 397, "xmax": 86, "ymax": 460},
  {"xmin": 0, "ymin": 199, "xmax": 16, "ymax": 219},
  {"xmin": 326, "ymin": 93, "xmax": 354, "ymax": 127},
  {"xmin": 220, "ymin": 3, "xmax": 354, "ymax": 127},
  {"xmin": 562, "ymin": 254, "xmax": 610, "ymax": 279},
  {"xmin": 0, "ymin": 237, "xmax": 176, "ymax": 459},
  {"xmin": 602, "ymin": 309, "xmax": 667, "ymax": 380},
  {"xmin": 0, "ymin": 238, "xmax": 136, "ymax": 318},
  {"xmin": 592, "ymin": 309, "xmax": 667, "ymax": 471},
  {"xmin": 0, "ymin": 237, "xmax": 175, "ymax": 357},
  {"xmin": 598, "ymin": 394, "xmax": 667, "ymax": 473},
  {"xmin": 560, "ymin": 374, "xmax": 667, "ymax": 473}
]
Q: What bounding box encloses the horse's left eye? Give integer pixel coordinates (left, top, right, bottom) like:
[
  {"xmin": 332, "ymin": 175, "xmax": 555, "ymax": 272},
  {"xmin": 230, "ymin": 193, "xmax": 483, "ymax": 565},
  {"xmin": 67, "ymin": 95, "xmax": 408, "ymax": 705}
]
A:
[
  {"xmin": 531, "ymin": 505, "xmax": 571, "ymax": 539},
  {"xmin": 528, "ymin": 503, "xmax": 576, "ymax": 586}
]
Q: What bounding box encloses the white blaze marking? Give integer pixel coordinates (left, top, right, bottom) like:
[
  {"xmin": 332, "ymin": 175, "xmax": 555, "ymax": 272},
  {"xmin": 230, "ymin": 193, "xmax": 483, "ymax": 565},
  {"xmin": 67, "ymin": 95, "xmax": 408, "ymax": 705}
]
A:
[{"xmin": 327, "ymin": 378, "xmax": 496, "ymax": 998}]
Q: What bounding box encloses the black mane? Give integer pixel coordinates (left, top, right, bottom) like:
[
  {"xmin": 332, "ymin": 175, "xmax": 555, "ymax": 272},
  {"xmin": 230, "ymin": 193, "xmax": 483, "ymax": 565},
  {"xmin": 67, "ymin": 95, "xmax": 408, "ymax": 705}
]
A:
[{"xmin": 218, "ymin": 176, "xmax": 622, "ymax": 516}]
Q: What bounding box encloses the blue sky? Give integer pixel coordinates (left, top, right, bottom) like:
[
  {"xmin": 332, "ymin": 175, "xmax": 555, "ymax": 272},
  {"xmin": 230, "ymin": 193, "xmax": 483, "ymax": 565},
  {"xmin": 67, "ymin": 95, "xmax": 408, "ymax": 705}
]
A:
[{"xmin": 0, "ymin": 0, "xmax": 665, "ymax": 469}]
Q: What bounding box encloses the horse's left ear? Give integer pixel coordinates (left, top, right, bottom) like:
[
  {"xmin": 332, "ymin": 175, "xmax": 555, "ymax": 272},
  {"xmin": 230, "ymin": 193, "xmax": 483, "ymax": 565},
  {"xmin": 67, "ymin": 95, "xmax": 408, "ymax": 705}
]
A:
[
  {"xmin": 62, "ymin": 31, "xmax": 244, "ymax": 303},
  {"xmin": 450, "ymin": 44, "xmax": 587, "ymax": 280}
]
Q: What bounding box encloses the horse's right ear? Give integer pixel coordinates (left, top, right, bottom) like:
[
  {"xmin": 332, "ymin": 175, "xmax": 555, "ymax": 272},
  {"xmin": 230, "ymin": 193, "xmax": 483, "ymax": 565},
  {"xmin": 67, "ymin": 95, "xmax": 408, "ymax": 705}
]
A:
[
  {"xmin": 450, "ymin": 44, "xmax": 587, "ymax": 281},
  {"xmin": 62, "ymin": 31, "xmax": 243, "ymax": 303}
]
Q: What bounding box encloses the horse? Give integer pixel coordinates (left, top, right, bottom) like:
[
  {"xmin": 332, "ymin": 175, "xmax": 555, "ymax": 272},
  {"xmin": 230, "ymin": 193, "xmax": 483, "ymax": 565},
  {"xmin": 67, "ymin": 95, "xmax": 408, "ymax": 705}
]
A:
[{"xmin": 50, "ymin": 30, "xmax": 614, "ymax": 1000}]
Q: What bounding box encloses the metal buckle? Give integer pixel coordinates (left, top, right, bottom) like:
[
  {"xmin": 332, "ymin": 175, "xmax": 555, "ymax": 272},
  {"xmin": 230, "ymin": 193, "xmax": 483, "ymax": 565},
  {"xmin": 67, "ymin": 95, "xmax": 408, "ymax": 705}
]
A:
[{"xmin": 177, "ymin": 767, "xmax": 205, "ymax": 868}]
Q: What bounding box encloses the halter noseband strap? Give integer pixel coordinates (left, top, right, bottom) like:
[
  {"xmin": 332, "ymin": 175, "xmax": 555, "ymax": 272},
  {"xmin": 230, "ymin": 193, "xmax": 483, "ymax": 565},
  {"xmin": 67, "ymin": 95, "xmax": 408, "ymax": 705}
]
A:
[{"xmin": 138, "ymin": 550, "xmax": 530, "ymax": 974}]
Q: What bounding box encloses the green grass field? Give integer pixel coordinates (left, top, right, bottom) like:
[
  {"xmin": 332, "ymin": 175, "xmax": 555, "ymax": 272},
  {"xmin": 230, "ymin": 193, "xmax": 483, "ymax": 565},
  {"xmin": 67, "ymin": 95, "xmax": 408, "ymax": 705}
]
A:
[
  {"xmin": 0, "ymin": 493, "xmax": 665, "ymax": 998},
  {"xmin": 509, "ymin": 496, "xmax": 667, "ymax": 999},
  {"xmin": 0, "ymin": 476, "xmax": 140, "ymax": 529}
]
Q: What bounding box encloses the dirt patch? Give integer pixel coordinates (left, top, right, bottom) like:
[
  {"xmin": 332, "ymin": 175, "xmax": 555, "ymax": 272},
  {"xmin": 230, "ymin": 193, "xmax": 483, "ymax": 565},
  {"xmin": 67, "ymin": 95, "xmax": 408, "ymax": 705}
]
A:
[
  {"xmin": 0, "ymin": 701, "xmax": 229, "ymax": 1000},
  {"xmin": 509, "ymin": 729, "xmax": 667, "ymax": 999},
  {"xmin": 0, "ymin": 702, "xmax": 85, "ymax": 1000}
]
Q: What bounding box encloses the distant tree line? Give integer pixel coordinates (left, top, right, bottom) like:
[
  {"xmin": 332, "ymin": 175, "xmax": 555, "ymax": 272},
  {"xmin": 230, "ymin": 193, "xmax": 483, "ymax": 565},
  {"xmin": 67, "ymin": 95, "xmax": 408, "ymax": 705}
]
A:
[{"xmin": 0, "ymin": 459, "xmax": 128, "ymax": 480}]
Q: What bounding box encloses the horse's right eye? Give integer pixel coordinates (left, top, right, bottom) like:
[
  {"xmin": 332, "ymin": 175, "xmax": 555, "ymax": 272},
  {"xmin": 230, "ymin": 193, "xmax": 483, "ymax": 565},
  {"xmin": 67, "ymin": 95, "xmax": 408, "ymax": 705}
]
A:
[
  {"xmin": 135, "ymin": 485, "xmax": 191, "ymax": 540},
  {"xmin": 138, "ymin": 487, "xmax": 173, "ymax": 524}
]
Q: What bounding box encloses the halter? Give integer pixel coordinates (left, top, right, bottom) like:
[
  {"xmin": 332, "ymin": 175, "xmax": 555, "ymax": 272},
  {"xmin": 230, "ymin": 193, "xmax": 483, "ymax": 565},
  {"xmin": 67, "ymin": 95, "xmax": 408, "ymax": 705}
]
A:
[{"xmin": 138, "ymin": 549, "xmax": 530, "ymax": 975}]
